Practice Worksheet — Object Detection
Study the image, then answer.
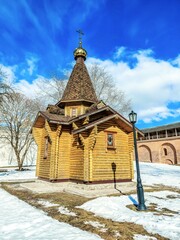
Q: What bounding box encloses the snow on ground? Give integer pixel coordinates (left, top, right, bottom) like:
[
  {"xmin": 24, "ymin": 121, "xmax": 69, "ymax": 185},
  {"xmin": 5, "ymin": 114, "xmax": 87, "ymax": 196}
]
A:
[
  {"xmin": 0, "ymin": 166, "xmax": 36, "ymax": 181},
  {"xmin": 1, "ymin": 162, "xmax": 180, "ymax": 189},
  {"xmin": 136, "ymin": 162, "xmax": 180, "ymax": 188},
  {"xmin": 0, "ymin": 162, "xmax": 180, "ymax": 239},
  {"xmin": 84, "ymin": 221, "xmax": 107, "ymax": 233},
  {"xmin": 79, "ymin": 190, "xmax": 180, "ymax": 240},
  {"xmin": 58, "ymin": 206, "xmax": 77, "ymax": 216},
  {"xmin": 0, "ymin": 188, "xmax": 102, "ymax": 240},
  {"xmin": 133, "ymin": 235, "xmax": 157, "ymax": 240},
  {"xmin": 37, "ymin": 199, "xmax": 77, "ymax": 216},
  {"xmin": 37, "ymin": 199, "xmax": 59, "ymax": 208}
]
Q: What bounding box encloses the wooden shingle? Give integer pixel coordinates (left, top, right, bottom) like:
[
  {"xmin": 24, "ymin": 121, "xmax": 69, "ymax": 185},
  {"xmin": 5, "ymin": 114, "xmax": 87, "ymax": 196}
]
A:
[{"xmin": 60, "ymin": 62, "xmax": 98, "ymax": 104}]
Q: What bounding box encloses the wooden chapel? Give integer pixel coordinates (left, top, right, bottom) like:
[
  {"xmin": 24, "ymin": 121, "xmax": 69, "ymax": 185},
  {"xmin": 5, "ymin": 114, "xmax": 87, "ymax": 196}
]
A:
[{"xmin": 32, "ymin": 36, "xmax": 143, "ymax": 183}]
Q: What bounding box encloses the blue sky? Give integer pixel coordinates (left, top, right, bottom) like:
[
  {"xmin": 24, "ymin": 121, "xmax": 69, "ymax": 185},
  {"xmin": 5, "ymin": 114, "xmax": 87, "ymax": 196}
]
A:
[{"xmin": 0, "ymin": 0, "xmax": 180, "ymax": 129}]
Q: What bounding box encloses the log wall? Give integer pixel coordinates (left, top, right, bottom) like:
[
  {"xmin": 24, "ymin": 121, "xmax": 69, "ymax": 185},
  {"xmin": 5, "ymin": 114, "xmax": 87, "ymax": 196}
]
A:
[
  {"xmin": 33, "ymin": 127, "xmax": 51, "ymax": 179},
  {"xmin": 33, "ymin": 118, "xmax": 134, "ymax": 183},
  {"xmin": 57, "ymin": 126, "xmax": 71, "ymax": 179},
  {"xmin": 91, "ymin": 120, "xmax": 134, "ymax": 181},
  {"xmin": 45, "ymin": 122, "xmax": 57, "ymax": 180},
  {"xmin": 70, "ymin": 133, "xmax": 84, "ymax": 180}
]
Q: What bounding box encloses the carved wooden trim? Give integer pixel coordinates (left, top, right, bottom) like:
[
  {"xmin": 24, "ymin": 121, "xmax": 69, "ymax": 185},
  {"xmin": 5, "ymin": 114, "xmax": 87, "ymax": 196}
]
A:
[
  {"xmin": 72, "ymin": 122, "xmax": 78, "ymax": 130},
  {"xmin": 83, "ymin": 116, "xmax": 89, "ymax": 125},
  {"xmin": 78, "ymin": 133, "xmax": 85, "ymax": 146},
  {"xmin": 90, "ymin": 125, "xmax": 98, "ymax": 150}
]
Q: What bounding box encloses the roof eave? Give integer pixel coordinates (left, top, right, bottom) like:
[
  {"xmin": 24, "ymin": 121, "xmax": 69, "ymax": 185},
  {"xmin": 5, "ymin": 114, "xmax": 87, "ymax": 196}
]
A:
[
  {"xmin": 48, "ymin": 120, "xmax": 69, "ymax": 125},
  {"xmin": 72, "ymin": 114, "xmax": 117, "ymax": 134},
  {"xmin": 68, "ymin": 106, "xmax": 109, "ymax": 124}
]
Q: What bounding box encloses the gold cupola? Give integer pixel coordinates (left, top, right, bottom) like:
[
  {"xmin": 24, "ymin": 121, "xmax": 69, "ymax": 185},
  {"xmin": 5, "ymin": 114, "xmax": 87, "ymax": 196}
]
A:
[
  {"xmin": 73, "ymin": 29, "xmax": 87, "ymax": 61},
  {"xmin": 73, "ymin": 47, "xmax": 87, "ymax": 60}
]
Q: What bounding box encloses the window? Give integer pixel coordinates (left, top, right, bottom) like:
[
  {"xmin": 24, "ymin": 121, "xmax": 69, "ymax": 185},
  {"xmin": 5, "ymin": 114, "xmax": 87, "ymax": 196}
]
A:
[
  {"xmin": 106, "ymin": 132, "xmax": 116, "ymax": 148},
  {"xmin": 71, "ymin": 108, "xmax": 77, "ymax": 117},
  {"xmin": 164, "ymin": 148, "xmax": 168, "ymax": 156},
  {"xmin": 107, "ymin": 133, "xmax": 113, "ymax": 147},
  {"xmin": 44, "ymin": 136, "xmax": 49, "ymax": 159}
]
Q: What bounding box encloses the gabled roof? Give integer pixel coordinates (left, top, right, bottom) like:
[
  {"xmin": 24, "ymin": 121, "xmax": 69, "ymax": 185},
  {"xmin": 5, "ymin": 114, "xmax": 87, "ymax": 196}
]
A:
[
  {"xmin": 32, "ymin": 111, "xmax": 73, "ymax": 128},
  {"xmin": 71, "ymin": 105, "xmax": 143, "ymax": 135},
  {"xmin": 40, "ymin": 111, "xmax": 72, "ymax": 123},
  {"xmin": 33, "ymin": 104, "xmax": 108, "ymax": 128},
  {"xmin": 32, "ymin": 102, "xmax": 143, "ymax": 136},
  {"xmin": 72, "ymin": 114, "xmax": 117, "ymax": 134},
  {"xmin": 60, "ymin": 62, "xmax": 98, "ymax": 104}
]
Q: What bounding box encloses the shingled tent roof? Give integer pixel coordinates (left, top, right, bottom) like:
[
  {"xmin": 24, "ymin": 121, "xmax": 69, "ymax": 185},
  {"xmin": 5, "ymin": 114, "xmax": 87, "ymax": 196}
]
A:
[
  {"xmin": 60, "ymin": 62, "xmax": 98, "ymax": 104},
  {"xmin": 59, "ymin": 41, "xmax": 98, "ymax": 105}
]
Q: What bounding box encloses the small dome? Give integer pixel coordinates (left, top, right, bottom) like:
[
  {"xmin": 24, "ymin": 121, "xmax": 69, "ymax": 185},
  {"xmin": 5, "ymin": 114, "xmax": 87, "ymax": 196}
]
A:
[{"xmin": 73, "ymin": 47, "xmax": 87, "ymax": 60}]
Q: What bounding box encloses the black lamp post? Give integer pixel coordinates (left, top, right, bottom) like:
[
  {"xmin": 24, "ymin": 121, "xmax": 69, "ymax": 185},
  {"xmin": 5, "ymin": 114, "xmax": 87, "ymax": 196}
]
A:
[{"xmin": 129, "ymin": 110, "xmax": 147, "ymax": 211}]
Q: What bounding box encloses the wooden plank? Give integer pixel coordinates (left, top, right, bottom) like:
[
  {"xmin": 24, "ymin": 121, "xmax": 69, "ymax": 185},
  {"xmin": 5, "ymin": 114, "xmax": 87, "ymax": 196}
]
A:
[{"xmin": 91, "ymin": 120, "xmax": 133, "ymax": 181}]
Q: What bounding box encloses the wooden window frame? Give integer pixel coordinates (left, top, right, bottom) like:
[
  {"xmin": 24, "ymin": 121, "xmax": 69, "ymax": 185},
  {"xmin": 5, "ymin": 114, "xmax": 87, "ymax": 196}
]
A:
[
  {"xmin": 105, "ymin": 131, "xmax": 116, "ymax": 149},
  {"xmin": 44, "ymin": 136, "xmax": 49, "ymax": 159},
  {"xmin": 71, "ymin": 107, "xmax": 77, "ymax": 117}
]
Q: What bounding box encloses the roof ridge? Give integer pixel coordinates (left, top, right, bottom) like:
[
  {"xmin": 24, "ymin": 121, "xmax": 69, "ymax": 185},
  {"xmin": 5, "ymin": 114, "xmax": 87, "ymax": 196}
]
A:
[{"xmin": 141, "ymin": 122, "xmax": 180, "ymax": 131}]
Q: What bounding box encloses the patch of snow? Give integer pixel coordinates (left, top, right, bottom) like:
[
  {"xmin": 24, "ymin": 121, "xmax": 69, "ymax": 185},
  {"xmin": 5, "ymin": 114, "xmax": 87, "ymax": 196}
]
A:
[
  {"xmin": 133, "ymin": 234, "xmax": 157, "ymax": 240},
  {"xmin": 79, "ymin": 191, "xmax": 180, "ymax": 240},
  {"xmin": 84, "ymin": 221, "xmax": 107, "ymax": 232},
  {"xmin": 137, "ymin": 162, "xmax": 180, "ymax": 189},
  {"xmin": 113, "ymin": 230, "xmax": 121, "ymax": 237},
  {"xmin": 0, "ymin": 167, "xmax": 36, "ymax": 182},
  {"xmin": 99, "ymin": 229, "xmax": 107, "ymax": 233},
  {"xmin": 0, "ymin": 188, "xmax": 102, "ymax": 240},
  {"xmin": 145, "ymin": 191, "xmax": 180, "ymax": 213},
  {"xmin": 58, "ymin": 206, "xmax": 77, "ymax": 216},
  {"xmin": 84, "ymin": 221, "xmax": 105, "ymax": 228},
  {"xmin": 37, "ymin": 199, "xmax": 59, "ymax": 208}
]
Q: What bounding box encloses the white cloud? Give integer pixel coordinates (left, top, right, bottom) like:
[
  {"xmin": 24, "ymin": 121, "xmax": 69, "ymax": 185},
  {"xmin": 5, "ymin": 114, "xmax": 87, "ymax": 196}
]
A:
[
  {"xmin": 26, "ymin": 56, "xmax": 39, "ymax": 76},
  {"xmin": 114, "ymin": 46, "xmax": 126, "ymax": 58},
  {"xmin": 87, "ymin": 49, "xmax": 180, "ymax": 123},
  {"xmin": 172, "ymin": 54, "xmax": 180, "ymax": 67},
  {"xmin": 139, "ymin": 107, "xmax": 180, "ymax": 123},
  {"xmin": 14, "ymin": 75, "xmax": 66, "ymax": 106},
  {"xmin": 1, "ymin": 48, "xmax": 180, "ymax": 124},
  {"xmin": 14, "ymin": 75, "xmax": 46, "ymax": 99}
]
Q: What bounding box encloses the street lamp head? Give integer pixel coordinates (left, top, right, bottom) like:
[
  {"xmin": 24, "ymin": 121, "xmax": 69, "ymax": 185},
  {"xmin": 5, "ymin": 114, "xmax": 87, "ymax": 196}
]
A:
[{"xmin": 129, "ymin": 110, "xmax": 137, "ymax": 124}]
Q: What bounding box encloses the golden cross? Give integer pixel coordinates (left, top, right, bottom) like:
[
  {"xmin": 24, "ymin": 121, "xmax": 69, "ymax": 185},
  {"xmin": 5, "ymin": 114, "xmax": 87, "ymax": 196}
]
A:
[{"xmin": 76, "ymin": 29, "xmax": 84, "ymax": 47}]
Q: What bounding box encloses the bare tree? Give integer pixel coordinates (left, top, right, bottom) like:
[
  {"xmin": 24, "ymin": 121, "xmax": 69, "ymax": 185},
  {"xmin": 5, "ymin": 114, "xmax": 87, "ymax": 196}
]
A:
[
  {"xmin": 36, "ymin": 75, "xmax": 67, "ymax": 105},
  {"xmin": 0, "ymin": 68, "xmax": 12, "ymax": 105},
  {"xmin": 0, "ymin": 92, "xmax": 40, "ymax": 170},
  {"xmin": 36, "ymin": 64, "xmax": 131, "ymax": 115},
  {"xmin": 89, "ymin": 64, "xmax": 131, "ymax": 115}
]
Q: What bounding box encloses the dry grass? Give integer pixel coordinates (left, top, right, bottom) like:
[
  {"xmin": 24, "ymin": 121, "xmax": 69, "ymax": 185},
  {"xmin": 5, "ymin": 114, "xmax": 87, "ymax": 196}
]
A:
[
  {"xmin": 1, "ymin": 183, "xmax": 170, "ymax": 240},
  {"xmin": 149, "ymin": 184, "xmax": 180, "ymax": 194},
  {"xmin": 127, "ymin": 202, "xmax": 178, "ymax": 217}
]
